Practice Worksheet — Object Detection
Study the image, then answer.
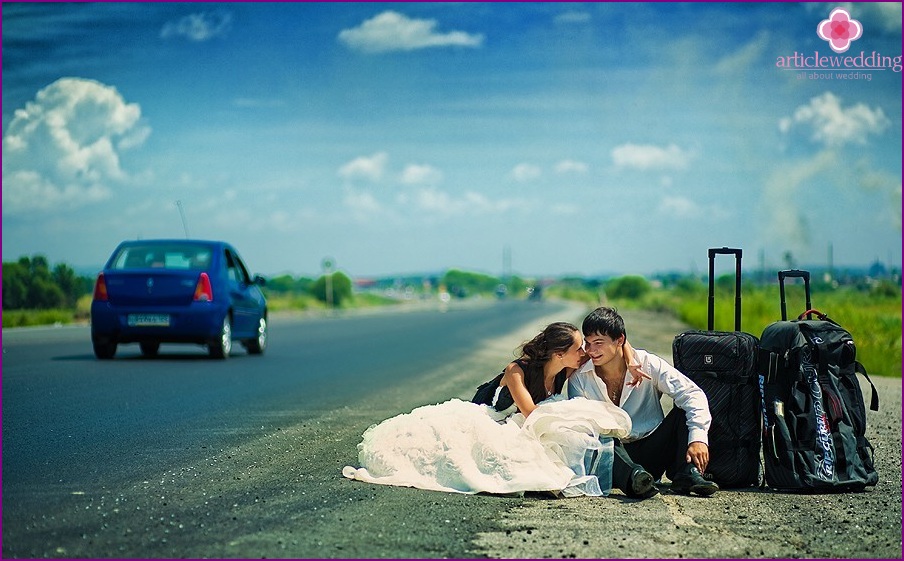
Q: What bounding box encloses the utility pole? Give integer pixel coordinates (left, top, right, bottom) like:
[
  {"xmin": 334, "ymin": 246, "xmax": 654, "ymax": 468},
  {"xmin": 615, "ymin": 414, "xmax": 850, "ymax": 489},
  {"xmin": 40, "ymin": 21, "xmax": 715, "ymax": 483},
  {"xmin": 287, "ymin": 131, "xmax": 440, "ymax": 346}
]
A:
[
  {"xmin": 322, "ymin": 257, "xmax": 335, "ymax": 309},
  {"xmin": 758, "ymin": 248, "xmax": 766, "ymax": 285}
]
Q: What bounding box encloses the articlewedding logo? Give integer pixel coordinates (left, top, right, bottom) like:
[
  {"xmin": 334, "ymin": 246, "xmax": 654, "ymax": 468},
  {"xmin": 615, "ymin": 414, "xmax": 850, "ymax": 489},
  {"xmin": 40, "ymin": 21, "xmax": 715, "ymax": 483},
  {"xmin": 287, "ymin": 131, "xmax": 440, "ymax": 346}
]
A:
[
  {"xmin": 816, "ymin": 7, "xmax": 862, "ymax": 53},
  {"xmin": 775, "ymin": 6, "xmax": 902, "ymax": 79}
]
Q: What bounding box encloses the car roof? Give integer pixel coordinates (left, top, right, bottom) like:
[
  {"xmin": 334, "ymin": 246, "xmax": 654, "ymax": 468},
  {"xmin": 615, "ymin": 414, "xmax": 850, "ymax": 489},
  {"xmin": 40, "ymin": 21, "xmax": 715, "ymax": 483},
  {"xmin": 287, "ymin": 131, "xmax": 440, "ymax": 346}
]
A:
[{"xmin": 116, "ymin": 239, "xmax": 229, "ymax": 248}]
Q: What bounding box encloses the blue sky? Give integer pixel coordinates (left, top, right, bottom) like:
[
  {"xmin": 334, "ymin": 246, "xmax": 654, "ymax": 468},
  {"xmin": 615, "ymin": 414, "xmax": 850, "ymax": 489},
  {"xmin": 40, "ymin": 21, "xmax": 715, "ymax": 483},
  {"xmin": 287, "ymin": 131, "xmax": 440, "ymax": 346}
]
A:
[{"xmin": 2, "ymin": 2, "xmax": 901, "ymax": 278}]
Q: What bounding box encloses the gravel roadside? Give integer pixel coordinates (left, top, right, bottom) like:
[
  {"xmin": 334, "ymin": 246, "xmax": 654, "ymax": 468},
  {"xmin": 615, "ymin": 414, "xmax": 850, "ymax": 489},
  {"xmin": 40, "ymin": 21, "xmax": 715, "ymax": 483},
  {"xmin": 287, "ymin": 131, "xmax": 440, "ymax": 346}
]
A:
[{"xmin": 471, "ymin": 309, "xmax": 902, "ymax": 559}]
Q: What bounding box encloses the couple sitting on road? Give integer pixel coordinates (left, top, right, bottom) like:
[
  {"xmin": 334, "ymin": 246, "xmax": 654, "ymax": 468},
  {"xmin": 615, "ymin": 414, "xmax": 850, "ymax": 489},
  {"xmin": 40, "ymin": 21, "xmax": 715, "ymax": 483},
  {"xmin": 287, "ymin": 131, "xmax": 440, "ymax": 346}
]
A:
[{"xmin": 342, "ymin": 306, "xmax": 718, "ymax": 499}]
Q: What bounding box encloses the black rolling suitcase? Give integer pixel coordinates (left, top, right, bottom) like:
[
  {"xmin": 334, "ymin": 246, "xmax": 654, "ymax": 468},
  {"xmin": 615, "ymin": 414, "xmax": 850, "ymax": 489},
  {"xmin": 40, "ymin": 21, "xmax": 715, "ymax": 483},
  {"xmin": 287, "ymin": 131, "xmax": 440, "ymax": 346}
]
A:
[
  {"xmin": 759, "ymin": 270, "xmax": 879, "ymax": 492},
  {"xmin": 672, "ymin": 247, "xmax": 761, "ymax": 488}
]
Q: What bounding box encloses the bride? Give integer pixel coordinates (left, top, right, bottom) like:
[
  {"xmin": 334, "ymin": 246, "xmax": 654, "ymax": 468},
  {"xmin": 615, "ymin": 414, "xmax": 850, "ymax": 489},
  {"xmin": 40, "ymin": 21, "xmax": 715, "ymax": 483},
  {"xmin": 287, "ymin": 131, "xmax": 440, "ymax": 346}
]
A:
[{"xmin": 342, "ymin": 322, "xmax": 640, "ymax": 497}]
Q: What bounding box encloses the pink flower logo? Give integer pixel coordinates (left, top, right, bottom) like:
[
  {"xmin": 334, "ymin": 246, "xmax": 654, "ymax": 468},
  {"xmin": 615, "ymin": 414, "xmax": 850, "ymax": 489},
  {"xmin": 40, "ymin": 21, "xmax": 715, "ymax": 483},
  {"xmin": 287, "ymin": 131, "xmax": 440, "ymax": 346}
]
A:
[{"xmin": 817, "ymin": 7, "xmax": 863, "ymax": 53}]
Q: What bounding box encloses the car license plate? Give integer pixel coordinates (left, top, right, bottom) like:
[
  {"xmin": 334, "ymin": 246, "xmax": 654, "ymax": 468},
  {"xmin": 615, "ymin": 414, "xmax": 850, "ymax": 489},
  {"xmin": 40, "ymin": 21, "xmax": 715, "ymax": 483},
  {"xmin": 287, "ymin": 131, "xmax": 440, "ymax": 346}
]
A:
[{"xmin": 128, "ymin": 314, "xmax": 170, "ymax": 327}]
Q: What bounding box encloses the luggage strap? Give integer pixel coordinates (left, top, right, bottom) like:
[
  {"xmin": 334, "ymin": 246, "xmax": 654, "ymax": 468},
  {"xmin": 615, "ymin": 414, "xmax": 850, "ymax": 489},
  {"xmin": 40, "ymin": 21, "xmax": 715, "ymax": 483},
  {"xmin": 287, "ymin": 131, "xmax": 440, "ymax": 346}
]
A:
[{"xmin": 855, "ymin": 361, "xmax": 880, "ymax": 411}]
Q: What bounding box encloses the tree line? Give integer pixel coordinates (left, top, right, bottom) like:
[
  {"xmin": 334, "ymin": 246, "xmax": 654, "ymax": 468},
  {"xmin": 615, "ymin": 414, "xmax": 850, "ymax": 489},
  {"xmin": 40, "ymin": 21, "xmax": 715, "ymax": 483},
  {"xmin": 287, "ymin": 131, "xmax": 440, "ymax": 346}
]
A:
[
  {"xmin": 2, "ymin": 256, "xmax": 94, "ymax": 310},
  {"xmin": 1, "ymin": 256, "xmax": 357, "ymax": 311},
  {"xmin": 265, "ymin": 272, "xmax": 354, "ymax": 306}
]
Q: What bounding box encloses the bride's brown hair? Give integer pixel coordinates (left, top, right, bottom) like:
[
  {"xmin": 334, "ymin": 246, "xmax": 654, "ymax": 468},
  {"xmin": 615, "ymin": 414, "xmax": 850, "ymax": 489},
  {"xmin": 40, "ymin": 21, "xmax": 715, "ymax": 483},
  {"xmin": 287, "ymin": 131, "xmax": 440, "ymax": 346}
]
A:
[{"xmin": 517, "ymin": 322, "xmax": 578, "ymax": 404}]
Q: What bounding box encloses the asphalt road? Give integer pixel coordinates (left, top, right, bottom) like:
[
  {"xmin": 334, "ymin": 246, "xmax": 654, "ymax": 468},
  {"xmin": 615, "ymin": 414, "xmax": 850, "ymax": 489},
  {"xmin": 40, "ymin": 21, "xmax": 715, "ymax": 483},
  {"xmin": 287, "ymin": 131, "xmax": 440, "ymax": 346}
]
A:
[
  {"xmin": 2, "ymin": 298, "xmax": 573, "ymax": 557},
  {"xmin": 2, "ymin": 301, "xmax": 900, "ymax": 559},
  {"xmin": 2, "ymin": 298, "xmax": 568, "ymax": 493}
]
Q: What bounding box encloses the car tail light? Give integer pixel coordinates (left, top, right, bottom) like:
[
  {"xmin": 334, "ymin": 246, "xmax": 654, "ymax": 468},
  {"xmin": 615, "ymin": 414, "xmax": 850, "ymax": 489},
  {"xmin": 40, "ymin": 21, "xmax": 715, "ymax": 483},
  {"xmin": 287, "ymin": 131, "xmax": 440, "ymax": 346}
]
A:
[
  {"xmin": 194, "ymin": 272, "xmax": 213, "ymax": 302},
  {"xmin": 93, "ymin": 273, "xmax": 108, "ymax": 302}
]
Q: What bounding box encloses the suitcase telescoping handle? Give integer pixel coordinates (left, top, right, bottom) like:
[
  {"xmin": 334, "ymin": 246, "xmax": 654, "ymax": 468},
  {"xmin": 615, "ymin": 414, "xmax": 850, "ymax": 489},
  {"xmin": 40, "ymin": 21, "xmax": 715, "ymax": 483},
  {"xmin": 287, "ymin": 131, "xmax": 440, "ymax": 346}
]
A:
[
  {"xmin": 778, "ymin": 269, "xmax": 812, "ymax": 320},
  {"xmin": 707, "ymin": 247, "xmax": 742, "ymax": 331}
]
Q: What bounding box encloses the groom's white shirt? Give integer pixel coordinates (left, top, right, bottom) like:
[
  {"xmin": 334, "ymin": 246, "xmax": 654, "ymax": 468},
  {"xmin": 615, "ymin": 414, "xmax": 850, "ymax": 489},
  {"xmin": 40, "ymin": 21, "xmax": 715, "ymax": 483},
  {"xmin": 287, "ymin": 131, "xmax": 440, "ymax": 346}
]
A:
[{"xmin": 565, "ymin": 348, "xmax": 711, "ymax": 445}]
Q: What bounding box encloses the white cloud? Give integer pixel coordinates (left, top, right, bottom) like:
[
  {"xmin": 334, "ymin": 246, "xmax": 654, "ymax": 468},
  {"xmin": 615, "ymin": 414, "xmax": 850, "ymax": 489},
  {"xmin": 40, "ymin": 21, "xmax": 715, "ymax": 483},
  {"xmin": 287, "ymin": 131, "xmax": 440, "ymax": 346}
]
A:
[
  {"xmin": 510, "ymin": 163, "xmax": 542, "ymax": 182},
  {"xmin": 715, "ymin": 31, "xmax": 769, "ymax": 73},
  {"xmin": 400, "ymin": 163, "xmax": 443, "ymax": 186},
  {"xmin": 856, "ymin": 171, "xmax": 902, "ymax": 230},
  {"xmin": 554, "ymin": 159, "xmax": 589, "ymax": 174},
  {"xmin": 414, "ymin": 188, "xmax": 528, "ymax": 215},
  {"xmin": 343, "ymin": 189, "xmax": 384, "ymax": 215},
  {"xmin": 657, "ymin": 195, "xmax": 731, "ymax": 221},
  {"xmin": 554, "ymin": 11, "xmax": 592, "ymax": 24},
  {"xmin": 760, "ymin": 152, "xmax": 836, "ymax": 255},
  {"xmin": 866, "ymin": 3, "xmax": 903, "ymax": 32},
  {"xmin": 338, "ymin": 11, "xmax": 484, "ymax": 54},
  {"xmin": 657, "ymin": 196, "xmax": 700, "ymax": 218},
  {"xmin": 338, "ymin": 152, "xmax": 388, "ymax": 182},
  {"xmin": 409, "ymin": 187, "xmax": 455, "ymax": 213},
  {"xmin": 161, "ymin": 11, "xmax": 232, "ymax": 42},
  {"xmin": 2, "ymin": 77, "xmax": 148, "ymax": 214},
  {"xmin": 778, "ymin": 92, "xmax": 890, "ymax": 147},
  {"xmin": 611, "ymin": 143, "xmax": 692, "ymax": 171}
]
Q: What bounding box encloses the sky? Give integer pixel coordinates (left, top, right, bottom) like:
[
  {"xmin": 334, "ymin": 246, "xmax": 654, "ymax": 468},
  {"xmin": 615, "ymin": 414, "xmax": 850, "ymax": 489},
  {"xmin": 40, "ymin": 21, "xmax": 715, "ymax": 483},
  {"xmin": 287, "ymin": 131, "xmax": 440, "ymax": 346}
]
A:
[{"xmin": 2, "ymin": 2, "xmax": 902, "ymax": 279}]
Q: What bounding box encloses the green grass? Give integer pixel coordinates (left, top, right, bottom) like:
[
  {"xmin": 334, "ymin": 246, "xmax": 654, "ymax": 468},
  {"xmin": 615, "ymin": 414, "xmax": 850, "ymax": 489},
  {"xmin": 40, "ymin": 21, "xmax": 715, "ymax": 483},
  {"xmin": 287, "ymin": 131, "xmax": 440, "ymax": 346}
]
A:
[
  {"xmin": 2, "ymin": 309, "xmax": 78, "ymax": 328},
  {"xmin": 619, "ymin": 284, "xmax": 901, "ymax": 378},
  {"xmin": 544, "ymin": 278, "xmax": 900, "ymax": 377},
  {"xmin": 264, "ymin": 291, "xmax": 402, "ymax": 312},
  {"xmin": 264, "ymin": 292, "xmax": 327, "ymax": 312},
  {"xmin": 544, "ymin": 285, "xmax": 604, "ymax": 307}
]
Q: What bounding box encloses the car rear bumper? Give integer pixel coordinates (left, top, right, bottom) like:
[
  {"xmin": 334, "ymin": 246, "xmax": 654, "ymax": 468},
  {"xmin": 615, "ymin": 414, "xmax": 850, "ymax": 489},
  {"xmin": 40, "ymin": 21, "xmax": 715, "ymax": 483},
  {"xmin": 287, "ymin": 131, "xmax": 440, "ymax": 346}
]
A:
[{"xmin": 90, "ymin": 301, "xmax": 228, "ymax": 344}]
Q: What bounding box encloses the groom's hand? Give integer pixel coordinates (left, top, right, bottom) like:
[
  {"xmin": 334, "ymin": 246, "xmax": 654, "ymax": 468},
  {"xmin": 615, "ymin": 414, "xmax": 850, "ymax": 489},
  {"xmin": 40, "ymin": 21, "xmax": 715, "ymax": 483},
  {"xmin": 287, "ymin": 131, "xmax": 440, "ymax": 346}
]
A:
[{"xmin": 686, "ymin": 441, "xmax": 710, "ymax": 473}]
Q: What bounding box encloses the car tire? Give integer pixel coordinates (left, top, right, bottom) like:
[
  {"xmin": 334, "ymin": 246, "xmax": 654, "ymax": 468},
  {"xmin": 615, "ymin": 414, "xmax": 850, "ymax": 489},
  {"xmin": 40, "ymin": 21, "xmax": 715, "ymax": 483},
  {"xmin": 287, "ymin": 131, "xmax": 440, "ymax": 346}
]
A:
[
  {"xmin": 209, "ymin": 314, "xmax": 232, "ymax": 359},
  {"xmin": 93, "ymin": 340, "xmax": 117, "ymax": 360},
  {"xmin": 245, "ymin": 316, "xmax": 268, "ymax": 355},
  {"xmin": 140, "ymin": 342, "xmax": 160, "ymax": 358}
]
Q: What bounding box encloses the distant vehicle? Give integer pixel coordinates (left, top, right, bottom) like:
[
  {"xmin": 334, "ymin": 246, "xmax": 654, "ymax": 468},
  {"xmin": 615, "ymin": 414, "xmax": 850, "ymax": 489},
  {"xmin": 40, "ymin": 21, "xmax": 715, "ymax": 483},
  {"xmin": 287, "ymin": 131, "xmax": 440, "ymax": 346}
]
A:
[{"xmin": 90, "ymin": 239, "xmax": 267, "ymax": 359}]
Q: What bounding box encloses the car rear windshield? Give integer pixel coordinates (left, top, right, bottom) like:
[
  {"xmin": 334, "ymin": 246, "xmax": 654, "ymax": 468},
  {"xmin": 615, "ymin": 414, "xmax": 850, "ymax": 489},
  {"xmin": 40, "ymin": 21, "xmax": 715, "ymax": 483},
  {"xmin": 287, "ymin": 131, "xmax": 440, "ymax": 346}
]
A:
[{"xmin": 110, "ymin": 244, "xmax": 213, "ymax": 271}]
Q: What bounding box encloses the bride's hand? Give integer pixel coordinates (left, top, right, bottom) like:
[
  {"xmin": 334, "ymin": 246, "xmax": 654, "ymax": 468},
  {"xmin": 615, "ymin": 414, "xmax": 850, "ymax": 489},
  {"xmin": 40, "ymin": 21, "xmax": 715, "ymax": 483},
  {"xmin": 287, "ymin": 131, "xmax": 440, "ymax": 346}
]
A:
[
  {"xmin": 627, "ymin": 363, "xmax": 649, "ymax": 387},
  {"xmin": 623, "ymin": 340, "xmax": 651, "ymax": 387}
]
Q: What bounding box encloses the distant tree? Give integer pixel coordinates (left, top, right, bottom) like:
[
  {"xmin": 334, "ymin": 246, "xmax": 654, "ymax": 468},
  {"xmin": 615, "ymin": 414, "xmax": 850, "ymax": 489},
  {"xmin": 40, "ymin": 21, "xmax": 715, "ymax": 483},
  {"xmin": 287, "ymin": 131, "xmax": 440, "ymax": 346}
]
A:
[
  {"xmin": 673, "ymin": 275, "xmax": 704, "ymax": 295},
  {"xmin": 605, "ymin": 275, "xmax": 652, "ymax": 300},
  {"xmin": 310, "ymin": 272, "xmax": 353, "ymax": 307},
  {"xmin": 2, "ymin": 255, "xmax": 93, "ymax": 310},
  {"xmin": 442, "ymin": 269, "xmax": 500, "ymax": 297},
  {"xmin": 715, "ymin": 273, "xmax": 737, "ymax": 294},
  {"xmin": 266, "ymin": 274, "xmax": 298, "ymax": 293},
  {"xmin": 31, "ymin": 278, "xmax": 66, "ymax": 309},
  {"xmin": 52, "ymin": 263, "xmax": 81, "ymax": 307},
  {"xmin": 262, "ymin": 274, "xmax": 315, "ymax": 295},
  {"xmin": 294, "ymin": 277, "xmax": 315, "ymax": 293},
  {"xmin": 505, "ymin": 275, "xmax": 529, "ymax": 297},
  {"xmin": 2, "ymin": 262, "xmax": 29, "ymax": 309}
]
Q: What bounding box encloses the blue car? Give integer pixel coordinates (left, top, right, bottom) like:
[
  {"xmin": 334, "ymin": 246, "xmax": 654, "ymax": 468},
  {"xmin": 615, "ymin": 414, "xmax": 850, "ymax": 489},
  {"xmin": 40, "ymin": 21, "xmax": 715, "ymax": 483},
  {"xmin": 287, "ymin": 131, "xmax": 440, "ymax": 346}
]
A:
[{"xmin": 90, "ymin": 239, "xmax": 268, "ymax": 359}]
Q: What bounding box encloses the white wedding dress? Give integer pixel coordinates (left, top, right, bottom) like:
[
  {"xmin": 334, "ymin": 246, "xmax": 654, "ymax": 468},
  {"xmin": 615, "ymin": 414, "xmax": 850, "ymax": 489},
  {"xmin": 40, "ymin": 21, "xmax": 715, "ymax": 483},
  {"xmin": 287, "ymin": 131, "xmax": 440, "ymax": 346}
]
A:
[{"xmin": 342, "ymin": 395, "xmax": 632, "ymax": 497}]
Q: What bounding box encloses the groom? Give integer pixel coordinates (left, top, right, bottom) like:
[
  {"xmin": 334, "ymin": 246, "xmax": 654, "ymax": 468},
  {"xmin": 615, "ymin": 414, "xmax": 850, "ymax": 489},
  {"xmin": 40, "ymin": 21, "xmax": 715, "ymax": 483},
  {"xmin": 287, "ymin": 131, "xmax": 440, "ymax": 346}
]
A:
[{"xmin": 567, "ymin": 306, "xmax": 719, "ymax": 498}]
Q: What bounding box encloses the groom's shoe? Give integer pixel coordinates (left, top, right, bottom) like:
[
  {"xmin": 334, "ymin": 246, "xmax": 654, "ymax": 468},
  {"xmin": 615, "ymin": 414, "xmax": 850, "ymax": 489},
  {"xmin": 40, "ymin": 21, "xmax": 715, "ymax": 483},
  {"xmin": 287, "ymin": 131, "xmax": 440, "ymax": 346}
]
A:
[
  {"xmin": 671, "ymin": 465, "xmax": 719, "ymax": 497},
  {"xmin": 629, "ymin": 468, "xmax": 655, "ymax": 497}
]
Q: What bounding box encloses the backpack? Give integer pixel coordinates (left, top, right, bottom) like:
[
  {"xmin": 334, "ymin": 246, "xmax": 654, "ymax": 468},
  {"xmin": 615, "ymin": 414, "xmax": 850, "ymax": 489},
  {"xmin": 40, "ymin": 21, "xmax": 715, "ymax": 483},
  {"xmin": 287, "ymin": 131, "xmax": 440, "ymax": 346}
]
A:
[{"xmin": 758, "ymin": 270, "xmax": 879, "ymax": 492}]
